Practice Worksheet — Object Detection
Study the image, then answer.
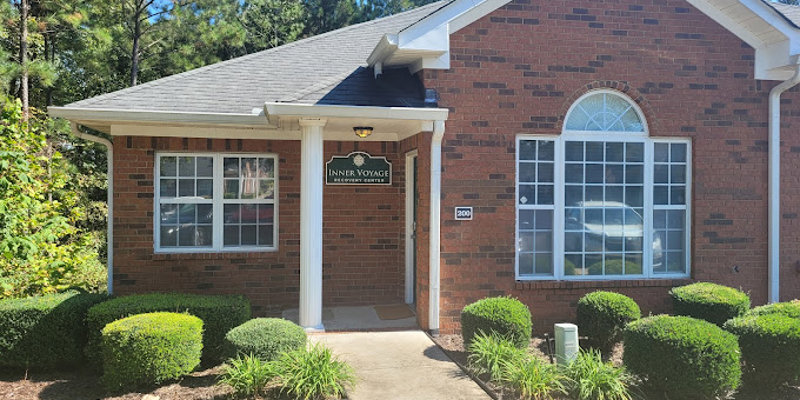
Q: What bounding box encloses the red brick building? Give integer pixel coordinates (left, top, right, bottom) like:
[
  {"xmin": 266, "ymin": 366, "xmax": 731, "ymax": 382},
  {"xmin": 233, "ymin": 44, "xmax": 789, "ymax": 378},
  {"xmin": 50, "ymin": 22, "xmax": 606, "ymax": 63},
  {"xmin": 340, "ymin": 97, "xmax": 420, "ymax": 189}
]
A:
[{"xmin": 52, "ymin": 0, "xmax": 800, "ymax": 334}]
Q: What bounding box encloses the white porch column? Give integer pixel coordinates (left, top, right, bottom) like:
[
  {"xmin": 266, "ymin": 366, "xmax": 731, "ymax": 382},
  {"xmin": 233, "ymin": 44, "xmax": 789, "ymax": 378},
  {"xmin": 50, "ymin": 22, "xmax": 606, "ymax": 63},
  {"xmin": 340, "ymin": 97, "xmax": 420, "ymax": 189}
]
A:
[
  {"xmin": 429, "ymin": 120, "xmax": 445, "ymax": 335},
  {"xmin": 299, "ymin": 118, "xmax": 326, "ymax": 331}
]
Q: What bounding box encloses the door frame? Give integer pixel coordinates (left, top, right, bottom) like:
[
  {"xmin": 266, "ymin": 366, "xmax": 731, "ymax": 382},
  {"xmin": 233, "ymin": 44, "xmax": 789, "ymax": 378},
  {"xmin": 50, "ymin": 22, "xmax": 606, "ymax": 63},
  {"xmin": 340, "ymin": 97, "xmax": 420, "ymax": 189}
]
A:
[{"xmin": 404, "ymin": 150, "xmax": 418, "ymax": 305}]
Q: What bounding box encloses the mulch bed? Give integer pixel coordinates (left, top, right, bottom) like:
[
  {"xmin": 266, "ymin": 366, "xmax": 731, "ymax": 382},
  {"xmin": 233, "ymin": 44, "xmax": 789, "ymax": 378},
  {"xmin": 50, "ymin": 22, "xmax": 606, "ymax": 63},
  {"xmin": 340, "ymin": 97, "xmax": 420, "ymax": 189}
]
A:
[
  {"xmin": 431, "ymin": 334, "xmax": 800, "ymax": 400},
  {"xmin": 0, "ymin": 366, "xmax": 231, "ymax": 400}
]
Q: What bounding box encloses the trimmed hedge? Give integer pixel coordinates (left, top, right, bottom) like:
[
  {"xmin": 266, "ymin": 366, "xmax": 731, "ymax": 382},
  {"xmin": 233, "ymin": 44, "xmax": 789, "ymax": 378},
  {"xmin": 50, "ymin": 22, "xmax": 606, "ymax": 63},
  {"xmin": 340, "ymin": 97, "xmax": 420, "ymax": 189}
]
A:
[
  {"xmin": 0, "ymin": 292, "xmax": 107, "ymax": 369},
  {"xmin": 724, "ymin": 314, "xmax": 800, "ymax": 388},
  {"xmin": 576, "ymin": 291, "xmax": 640, "ymax": 354},
  {"xmin": 224, "ymin": 318, "xmax": 306, "ymax": 361},
  {"xmin": 101, "ymin": 312, "xmax": 203, "ymax": 391},
  {"xmin": 745, "ymin": 299, "xmax": 800, "ymax": 319},
  {"xmin": 461, "ymin": 296, "xmax": 532, "ymax": 348},
  {"xmin": 624, "ymin": 315, "xmax": 741, "ymax": 399},
  {"xmin": 87, "ymin": 293, "xmax": 250, "ymax": 366},
  {"xmin": 669, "ymin": 282, "xmax": 750, "ymax": 326}
]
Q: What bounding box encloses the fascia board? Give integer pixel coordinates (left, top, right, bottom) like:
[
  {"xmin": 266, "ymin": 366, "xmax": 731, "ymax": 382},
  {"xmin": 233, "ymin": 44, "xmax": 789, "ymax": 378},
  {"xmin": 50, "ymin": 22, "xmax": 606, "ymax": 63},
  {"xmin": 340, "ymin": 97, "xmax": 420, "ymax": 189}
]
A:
[
  {"xmin": 48, "ymin": 106, "xmax": 271, "ymax": 127},
  {"xmin": 366, "ymin": 34, "xmax": 399, "ymax": 66},
  {"xmin": 264, "ymin": 102, "xmax": 449, "ymax": 122},
  {"xmin": 684, "ymin": 0, "xmax": 768, "ymax": 48},
  {"xmin": 740, "ymin": 0, "xmax": 798, "ymax": 42}
]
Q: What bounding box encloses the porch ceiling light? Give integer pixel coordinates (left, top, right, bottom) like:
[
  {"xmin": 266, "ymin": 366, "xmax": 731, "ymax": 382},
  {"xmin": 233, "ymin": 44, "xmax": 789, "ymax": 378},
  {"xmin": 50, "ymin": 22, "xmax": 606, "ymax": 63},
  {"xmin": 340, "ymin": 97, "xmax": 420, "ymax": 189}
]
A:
[{"xmin": 353, "ymin": 126, "xmax": 373, "ymax": 138}]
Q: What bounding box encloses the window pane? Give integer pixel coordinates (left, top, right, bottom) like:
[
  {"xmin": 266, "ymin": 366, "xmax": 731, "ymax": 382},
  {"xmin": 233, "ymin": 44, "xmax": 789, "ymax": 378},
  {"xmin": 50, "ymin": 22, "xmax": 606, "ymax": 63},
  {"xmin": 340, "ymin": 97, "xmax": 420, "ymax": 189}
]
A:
[
  {"xmin": 241, "ymin": 158, "xmax": 257, "ymax": 178},
  {"xmin": 534, "ymin": 253, "xmax": 553, "ymax": 274},
  {"xmin": 519, "ymin": 253, "xmax": 534, "ymax": 275},
  {"xmin": 519, "ymin": 141, "xmax": 536, "ymax": 161},
  {"xmin": 586, "ymin": 142, "xmax": 604, "ymax": 161},
  {"xmin": 179, "ymin": 179, "xmax": 195, "ymax": 197},
  {"xmin": 160, "ymin": 157, "xmax": 177, "ymax": 177},
  {"xmin": 654, "ymin": 143, "xmax": 669, "ymax": 162},
  {"xmin": 537, "ymin": 185, "xmax": 554, "ymax": 205},
  {"xmin": 197, "ymin": 179, "xmax": 213, "ymax": 199},
  {"xmin": 241, "ymin": 205, "xmax": 257, "ymax": 223},
  {"xmin": 224, "ymin": 158, "xmax": 239, "ymax": 177},
  {"xmin": 224, "ymin": 225, "xmax": 239, "ymax": 246},
  {"xmin": 258, "ymin": 180, "xmax": 275, "ymax": 199},
  {"xmin": 517, "ymin": 208, "xmax": 554, "ymax": 277},
  {"xmin": 258, "ymin": 205, "xmax": 274, "ymax": 224},
  {"xmin": 258, "ymin": 225, "xmax": 274, "ymax": 246},
  {"xmin": 241, "ymin": 179, "xmax": 258, "ymax": 199},
  {"xmin": 606, "ymin": 142, "xmax": 624, "ymax": 162},
  {"xmin": 160, "ymin": 226, "xmax": 177, "ymax": 247},
  {"xmin": 565, "ymin": 164, "xmax": 583, "ymax": 183},
  {"xmin": 519, "ymin": 163, "xmax": 536, "ymax": 182},
  {"xmin": 538, "ymin": 141, "xmax": 554, "ymax": 161},
  {"xmin": 196, "ymin": 225, "xmax": 212, "ymax": 246},
  {"xmin": 626, "ymin": 143, "xmax": 643, "ymax": 162},
  {"xmin": 224, "ymin": 179, "xmax": 239, "ymax": 199},
  {"xmin": 160, "ymin": 179, "xmax": 176, "ymax": 198},
  {"xmin": 518, "ymin": 232, "xmax": 534, "ymax": 252},
  {"xmin": 519, "ymin": 185, "xmax": 535, "ymax": 205},
  {"xmin": 654, "ymin": 165, "xmax": 669, "ymax": 183},
  {"xmin": 241, "ymin": 225, "xmax": 257, "ymax": 245},
  {"xmin": 177, "ymin": 225, "xmax": 195, "ymax": 246},
  {"xmin": 605, "ymin": 165, "xmax": 623, "ymax": 184},
  {"xmin": 198, "ymin": 204, "xmax": 212, "ymax": 224},
  {"xmin": 224, "ymin": 204, "xmax": 240, "ymax": 223},
  {"xmin": 671, "ymin": 143, "xmax": 687, "ymax": 162},
  {"xmin": 178, "ymin": 204, "xmax": 196, "ymax": 223},
  {"xmin": 160, "ymin": 204, "xmax": 178, "ymax": 224},
  {"xmin": 566, "ymin": 142, "xmax": 583, "ymax": 161},
  {"xmin": 519, "ymin": 210, "xmax": 535, "ymax": 230},
  {"xmin": 535, "ymin": 210, "xmax": 553, "ymax": 229},
  {"xmin": 671, "ymin": 165, "xmax": 686, "ymax": 184},
  {"xmin": 564, "ymin": 255, "xmax": 583, "ymax": 276},
  {"xmin": 538, "ymin": 163, "xmax": 554, "ymax": 183},
  {"xmin": 179, "ymin": 157, "xmax": 195, "ymax": 177},
  {"xmin": 196, "ymin": 157, "xmax": 213, "ymax": 177}
]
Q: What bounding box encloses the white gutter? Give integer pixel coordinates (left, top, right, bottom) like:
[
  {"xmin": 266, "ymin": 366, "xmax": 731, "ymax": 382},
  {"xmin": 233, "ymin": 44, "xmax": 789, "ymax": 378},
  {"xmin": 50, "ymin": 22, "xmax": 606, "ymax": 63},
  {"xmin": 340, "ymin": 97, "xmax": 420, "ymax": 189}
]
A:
[
  {"xmin": 768, "ymin": 57, "xmax": 800, "ymax": 303},
  {"xmin": 429, "ymin": 120, "xmax": 445, "ymax": 335},
  {"xmin": 264, "ymin": 102, "xmax": 449, "ymax": 124},
  {"xmin": 50, "ymin": 107, "xmax": 270, "ymax": 127},
  {"xmin": 70, "ymin": 123, "xmax": 114, "ymax": 295}
]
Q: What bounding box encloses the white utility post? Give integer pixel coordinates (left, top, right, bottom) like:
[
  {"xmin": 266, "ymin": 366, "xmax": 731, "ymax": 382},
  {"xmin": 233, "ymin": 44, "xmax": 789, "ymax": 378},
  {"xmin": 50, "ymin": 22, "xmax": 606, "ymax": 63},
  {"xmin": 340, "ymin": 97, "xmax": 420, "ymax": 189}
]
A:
[{"xmin": 299, "ymin": 118, "xmax": 326, "ymax": 331}]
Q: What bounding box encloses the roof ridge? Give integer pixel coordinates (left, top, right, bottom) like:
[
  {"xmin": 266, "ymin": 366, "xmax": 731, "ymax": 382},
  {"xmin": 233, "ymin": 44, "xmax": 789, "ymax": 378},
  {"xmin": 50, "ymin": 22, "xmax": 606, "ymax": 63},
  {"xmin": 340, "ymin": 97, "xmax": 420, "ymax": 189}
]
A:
[{"xmin": 69, "ymin": 1, "xmax": 447, "ymax": 108}]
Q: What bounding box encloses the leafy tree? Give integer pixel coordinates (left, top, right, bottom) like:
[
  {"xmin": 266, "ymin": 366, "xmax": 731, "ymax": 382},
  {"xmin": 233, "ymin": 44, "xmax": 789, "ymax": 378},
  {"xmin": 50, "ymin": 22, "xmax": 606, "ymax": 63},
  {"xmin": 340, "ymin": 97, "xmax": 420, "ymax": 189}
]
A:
[
  {"xmin": 0, "ymin": 98, "xmax": 105, "ymax": 299},
  {"xmin": 239, "ymin": 0, "xmax": 306, "ymax": 52}
]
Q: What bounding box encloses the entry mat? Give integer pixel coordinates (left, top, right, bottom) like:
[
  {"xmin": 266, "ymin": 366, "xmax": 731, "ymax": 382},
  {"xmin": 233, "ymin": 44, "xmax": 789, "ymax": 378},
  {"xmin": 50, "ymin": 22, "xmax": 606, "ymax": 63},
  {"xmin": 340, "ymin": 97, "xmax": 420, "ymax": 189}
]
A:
[{"xmin": 374, "ymin": 304, "xmax": 415, "ymax": 320}]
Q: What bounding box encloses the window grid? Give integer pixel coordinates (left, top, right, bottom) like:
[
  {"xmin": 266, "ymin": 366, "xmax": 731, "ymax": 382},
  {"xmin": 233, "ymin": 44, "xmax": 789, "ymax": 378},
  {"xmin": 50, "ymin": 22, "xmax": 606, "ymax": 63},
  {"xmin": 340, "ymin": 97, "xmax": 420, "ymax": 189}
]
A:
[
  {"xmin": 515, "ymin": 90, "xmax": 691, "ymax": 281},
  {"xmin": 563, "ymin": 141, "xmax": 645, "ymax": 277},
  {"xmin": 517, "ymin": 140, "xmax": 555, "ymax": 277},
  {"xmin": 155, "ymin": 153, "xmax": 278, "ymax": 253}
]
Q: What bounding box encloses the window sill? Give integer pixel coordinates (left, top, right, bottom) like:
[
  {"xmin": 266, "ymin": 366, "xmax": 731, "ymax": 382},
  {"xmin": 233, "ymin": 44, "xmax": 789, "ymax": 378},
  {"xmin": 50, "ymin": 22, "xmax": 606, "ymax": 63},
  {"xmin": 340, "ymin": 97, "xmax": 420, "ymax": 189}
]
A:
[
  {"xmin": 152, "ymin": 250, "xmax": 278, "ymax": 261},
  {"xmin": 515, "ymin": 278, "xmax": 693, "ymax": 290}
]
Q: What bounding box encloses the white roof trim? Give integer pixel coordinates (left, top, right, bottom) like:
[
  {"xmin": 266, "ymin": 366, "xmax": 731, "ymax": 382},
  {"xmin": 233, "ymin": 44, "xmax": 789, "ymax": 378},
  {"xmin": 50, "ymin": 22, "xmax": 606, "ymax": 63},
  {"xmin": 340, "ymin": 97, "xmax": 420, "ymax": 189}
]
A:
[
  {"xmin": 264, "ymin": 102, "xmax": 449, "ymax": 124},
  {"xmin": 368, "ymin": 0, "xmax": 511, "ymax": 72},
  {"xmin": 48, "ymin": 106, "xmax": 271, "ymax": 127}
]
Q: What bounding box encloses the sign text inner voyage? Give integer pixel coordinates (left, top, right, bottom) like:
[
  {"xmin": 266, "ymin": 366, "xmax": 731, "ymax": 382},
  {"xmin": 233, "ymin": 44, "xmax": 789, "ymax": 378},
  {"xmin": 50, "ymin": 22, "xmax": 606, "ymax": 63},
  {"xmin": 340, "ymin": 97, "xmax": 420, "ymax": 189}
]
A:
[{"xmin": 326, "ymin": 152, "xmax": 392, "ymax": 185}]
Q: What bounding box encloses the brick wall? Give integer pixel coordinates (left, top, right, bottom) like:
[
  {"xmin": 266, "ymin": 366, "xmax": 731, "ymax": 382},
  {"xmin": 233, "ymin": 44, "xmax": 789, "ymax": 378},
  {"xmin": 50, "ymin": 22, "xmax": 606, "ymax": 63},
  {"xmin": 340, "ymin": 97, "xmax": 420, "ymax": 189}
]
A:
[
  {"xmin": 113, "ymin": 136, "xmax": 408, "ymax": 316},
  {"xmin": 421, "ymin": 0, "xmax": 800, "ymax": 334}
]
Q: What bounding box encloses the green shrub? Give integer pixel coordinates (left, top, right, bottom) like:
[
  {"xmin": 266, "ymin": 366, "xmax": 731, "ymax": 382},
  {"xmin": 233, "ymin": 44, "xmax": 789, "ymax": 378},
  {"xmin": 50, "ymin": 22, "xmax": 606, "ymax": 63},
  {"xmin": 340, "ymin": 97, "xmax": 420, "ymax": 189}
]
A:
[
  {"xmin": 576, "ymin": 291, "xmax": 640, "ymax": 355},
  {"xmin": 669, "ymin": 282, "xmax": 750, "ymax": 326},
  {"xmin": 86, "ymin": 293, "xmax": 250, "ymax": 366},
  {"xmin": 0, "ymin": 292, "xmax": 107, "ymax": 369},
  {"xmin": 101, "ymin": 312, "xmax": 203, "ymax": 392},
  {"xmin": 277, "ymin": 343, "xmax": 355, "ymax": 400},
  {"xmin": 224, "ymin": 318, "xmax": 306, "ymax": 361},
  {"xmin": 461, "ymin": 296, "xmax": 532, "ymax": 348},
  {"xmin": 467, "ymin": 332, "xmax": 526, "ymax": 384},
  {"xmin": 724, "ymin": 314, "xmax": 800, "ymax": 389},
  {"xmin": 563, "ymin": 349, "xmax": 635, "ymax": 400},
  {"xmin": 501, "ymin": 355, "xmax": 567, "ymax": 400},
  {"xmin": 218, "ymin": 354, "xmax": 278, "ymax": 398},
  {"xmin": 745, "ymin": 299, "xmax": 800, "ymax": 319},
  {"xmin": 623, "ymin": 315, "xmax": 741, "ymax": 399}
]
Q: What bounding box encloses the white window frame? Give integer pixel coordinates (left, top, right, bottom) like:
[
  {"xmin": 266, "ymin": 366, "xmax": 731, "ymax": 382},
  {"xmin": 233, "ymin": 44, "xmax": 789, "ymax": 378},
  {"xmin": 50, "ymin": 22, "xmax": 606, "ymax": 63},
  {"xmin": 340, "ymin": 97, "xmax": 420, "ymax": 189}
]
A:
[
  {"xmin": 515, "ymin": 89, "xmax": 691, "ymax": 281},
  {"xmin": 154, "ymin": 152, "xmax": 279, "ymax": 254}
]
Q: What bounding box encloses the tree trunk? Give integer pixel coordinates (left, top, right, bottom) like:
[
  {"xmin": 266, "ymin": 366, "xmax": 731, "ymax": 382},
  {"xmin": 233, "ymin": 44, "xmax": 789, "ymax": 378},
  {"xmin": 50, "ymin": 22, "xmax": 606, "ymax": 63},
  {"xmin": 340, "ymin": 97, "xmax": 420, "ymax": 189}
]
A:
[
  {"xmin": 19, "ymin": 0, "xmax": 29, "ymax": 120},
  {"xmin": 130, "ymin": 2, "xmax": 141, "ymax": 87}
]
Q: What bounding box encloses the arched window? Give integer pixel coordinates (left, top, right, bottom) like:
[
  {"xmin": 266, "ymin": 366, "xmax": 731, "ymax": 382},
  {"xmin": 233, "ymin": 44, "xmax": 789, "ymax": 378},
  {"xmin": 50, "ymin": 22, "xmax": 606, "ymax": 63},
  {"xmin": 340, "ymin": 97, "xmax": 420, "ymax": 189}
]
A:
[{"xmin": 516, "ymin": 90, "xmax": 691, "ymax": 280}]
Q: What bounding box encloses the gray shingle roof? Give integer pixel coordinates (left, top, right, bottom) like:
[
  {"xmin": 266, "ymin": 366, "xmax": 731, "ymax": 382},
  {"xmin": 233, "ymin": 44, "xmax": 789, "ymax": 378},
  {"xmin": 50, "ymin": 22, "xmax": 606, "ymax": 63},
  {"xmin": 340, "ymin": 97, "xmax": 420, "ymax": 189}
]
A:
[
  {"xmin": 65, "ymin": 1, "xmax": 447, "ymax": 114},
  {"xmin": 764, "ymin": 1, "xmax": 800, "ymax": 30}
]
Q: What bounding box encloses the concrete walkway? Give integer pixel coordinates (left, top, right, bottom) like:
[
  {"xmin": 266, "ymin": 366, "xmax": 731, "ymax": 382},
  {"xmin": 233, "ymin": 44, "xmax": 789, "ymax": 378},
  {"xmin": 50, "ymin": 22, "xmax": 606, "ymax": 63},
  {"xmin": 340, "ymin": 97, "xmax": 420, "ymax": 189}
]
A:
[
  {"xmin": 311, "ymin": 331, "xmax": 490, "ymax": 400},
  {"xmin": 283, "ymin": 305, "xmax": 418, "ymax": 331}
]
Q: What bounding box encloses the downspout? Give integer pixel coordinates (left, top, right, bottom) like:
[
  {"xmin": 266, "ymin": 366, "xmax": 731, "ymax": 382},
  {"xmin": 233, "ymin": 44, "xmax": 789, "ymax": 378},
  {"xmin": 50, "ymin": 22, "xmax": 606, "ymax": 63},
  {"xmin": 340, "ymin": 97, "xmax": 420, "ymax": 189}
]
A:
[
  {"xmin": 429, "ymin": 120, "xmax": 445, "ymax": 335},
  {"xmin": 70, "ymin": 123, "xmax": 114, "ymax": 295},
  {"xmin": 768, "ymin": 57, "xmax": 800, "ymax": 303}
]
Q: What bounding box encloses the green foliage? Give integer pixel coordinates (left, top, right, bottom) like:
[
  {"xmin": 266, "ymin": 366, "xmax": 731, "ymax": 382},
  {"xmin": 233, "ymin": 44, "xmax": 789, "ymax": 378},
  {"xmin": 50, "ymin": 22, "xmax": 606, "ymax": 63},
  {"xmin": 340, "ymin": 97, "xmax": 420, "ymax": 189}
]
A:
[
  {"xmin": 724, "ymin": 314, "xmax": 800, "ymax": 389},
  {"xmin": 502, "ymin": 356, "xmax": 568, "ymax": 400},
  {"xmin": 623, "ymin": 315, "xmax": 741, "ymax": 399},
  {"xmin": 669, "ymin": 282, "xmax": 750, "ymax": 326},
  {"xmin": 461, "ymin": 296, "xmax": 532, "ymax": 348},
  {"xmin": 101, "ymin": 312, "xmax": 203, "ymax": 392},
  {"xmin": 745, "ymin": 299, "xmax": 800, "ymax": 318},
  {"xmin": 218, "ymin": 354, "xmax": 279, "ymax": 398},
  {"xmin": 576, "ymin": 291, "xmax": 640, "ymax": 355},
  {"xmin": 0, "ymin": 99, "xmax": 105, "ymax": 299},
  {"xmin": 467, "ymin": 332, "xmax": 526, "ymax": 384},
  {"xmin": 563, "ymin": 349, "xmax": 635, "ymax": 400},
  {"xmin": 224, "ymin": 318, "xmax": 307, "ymax": 361},
  {"xmin": 0, "ymin": 291, "xmax": 106, "ymax": 369},
  {"xmin": 87, "ymin": 293, "xmax": 251, "ymax": 366},
  {"xmin": 276, "ymin": 343, "xmax": 356, "ymax": 400}
]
